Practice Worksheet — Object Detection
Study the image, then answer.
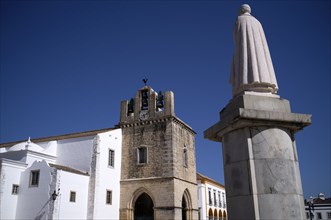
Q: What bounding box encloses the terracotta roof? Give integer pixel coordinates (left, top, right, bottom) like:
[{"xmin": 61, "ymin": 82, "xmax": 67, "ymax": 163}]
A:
[
  {"xmin": 197, "ymin": 172, "xmax": 225, "ymax": 188},
  {"xmin": 49, "ymin": 163, "xmax": 89, "ymax": 176},
  {"xmin": 0, "ymin": 127, "xmax": 115, "ymax": 148},
  {"xmin": 311, "ymin": 197, "xmax": 331, "ymax": 205}
]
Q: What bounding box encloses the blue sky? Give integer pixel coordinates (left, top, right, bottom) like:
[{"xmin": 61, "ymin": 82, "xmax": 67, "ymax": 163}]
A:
[{"xmin": 1, "ymin": 0, "xmax": 330, "ymax": 199}]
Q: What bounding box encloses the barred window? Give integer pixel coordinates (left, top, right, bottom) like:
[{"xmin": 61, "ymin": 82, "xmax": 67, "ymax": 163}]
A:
[
  {"xmin": 137, "ymin": 147, "xmax": 147, "ymax": 164},
  {"xmin": 70, "ymin": 191, "xmax": 76, "ymax": 202},
  {"xmin": 12, "ymin": 184, "xmax": 19, "ymax": 195},
  {"xmin": 106, "ymin": 190, "xmax": 112, "ymax": 205},
  {"xmin": 29, "ymin": 170, "xmax": 40, "ymax": 187},
  {"xmin": 108, "ymin": 149, "xmax": 115, "ymax": 168}
]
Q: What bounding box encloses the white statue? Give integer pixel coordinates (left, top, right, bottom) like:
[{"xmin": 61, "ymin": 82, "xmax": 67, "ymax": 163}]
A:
[{"xmin": 230, "ymin": 4, "xmax": 278, "ymax": 97}]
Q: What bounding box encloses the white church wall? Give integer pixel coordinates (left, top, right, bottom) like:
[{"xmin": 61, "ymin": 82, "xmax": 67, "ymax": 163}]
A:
[
  {"xmin": 197, "ymin": 181, "xmax": 207, "ymax": 220},
  {"xmin": 92, "ymin": 129, "xmax": 122, "ymax": 219},
  {"xmin": 0, "ymin": 150, "xmax": 27, "ymax": 163},
  {"xmin": 15, "ymin": 160, "xmax": 54, "ymax": 220},
  {"xmin": 55, "ymin": 170, "xmax": 89, "ymax": 220},
  {"xmin": 0, "ymin": 150, "xmax": 56, "ymax": 166},
  {"xmin": 56, "ymin": 136, "xmax": 94, "ymax": 172},
  {"xmin": 25, "ymin": 151, "xmax": 57, "ymax": 165},
  {"xmin": 0, "ymin": 159, "xmax": 27, "ymax": 220},
  {"xmin": 37, "ymin": 140, "xmax": 57, "ymax": 157}
]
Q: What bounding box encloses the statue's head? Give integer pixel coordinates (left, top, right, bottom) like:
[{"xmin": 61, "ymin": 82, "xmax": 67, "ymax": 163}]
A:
[{"xmin": 239, "ymin": 4, "xmax": 251, "ymax": 15}]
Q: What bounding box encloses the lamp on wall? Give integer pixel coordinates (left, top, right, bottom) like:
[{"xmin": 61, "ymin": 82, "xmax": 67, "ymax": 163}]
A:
[{"xmin": 52, "ymin": 190, "xmax": 59, "ymax": 201}]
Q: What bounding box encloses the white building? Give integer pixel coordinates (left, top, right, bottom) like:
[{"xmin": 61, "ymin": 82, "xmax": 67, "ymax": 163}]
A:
[
  {"xmin": 197, "ymin": 173, "xmax": 227, "ymax": 220},
  {"xmin": 0, "ymin": 128, "xmax": 122, "ymax": 220},
  {"xmin": 0, "ymin": 86, "xmax": 228, "ymax": 220},
  {"xmin": 305, "ymin": 193, "xmax": 331, "ymax": 220},
  {"xmin": 1, "ymin": 129, "xmax": 229, "ymax": 220}
]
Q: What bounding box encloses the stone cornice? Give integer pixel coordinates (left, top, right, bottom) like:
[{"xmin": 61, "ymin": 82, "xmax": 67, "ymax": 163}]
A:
[
  {"xmin": 117, "ymin": 116, "xmax": 196, "ymax": 135},
  {"xmin": 120, "ymin": 176, "xmax": 197, "ymax": 186}
]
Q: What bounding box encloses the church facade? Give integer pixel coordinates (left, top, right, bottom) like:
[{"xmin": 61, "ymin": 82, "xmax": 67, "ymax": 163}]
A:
[{"xmin": 0, "ymin": 86, "xmax": 220, "ymax": 220}]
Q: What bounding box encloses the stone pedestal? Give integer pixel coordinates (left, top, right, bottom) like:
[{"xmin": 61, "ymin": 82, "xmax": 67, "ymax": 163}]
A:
[{"xmin": 204, "ymin": 93, "xmax": 311, "ymax": 220}]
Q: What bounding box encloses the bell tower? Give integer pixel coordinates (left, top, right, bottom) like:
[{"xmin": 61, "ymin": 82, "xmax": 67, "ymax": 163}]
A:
[{"xmin": 118, "ymin": 85, "xmax": 198, "ymax": 220}]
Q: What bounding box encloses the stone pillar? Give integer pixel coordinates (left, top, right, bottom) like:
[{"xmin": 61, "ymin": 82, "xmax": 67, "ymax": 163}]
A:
[
  {"xmin": 204, "ymin": 93, "xmax": 311, "ymax": 220},
  {"xmin": 164, "ymin": 91, "xmax": 175, "ymax": 117}
]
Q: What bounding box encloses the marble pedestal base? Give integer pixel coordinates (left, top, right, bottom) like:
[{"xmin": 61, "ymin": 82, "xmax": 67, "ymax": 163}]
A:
[{"xmin": 204, "ymin": 94, "xmax": 311, "ymax": 220}]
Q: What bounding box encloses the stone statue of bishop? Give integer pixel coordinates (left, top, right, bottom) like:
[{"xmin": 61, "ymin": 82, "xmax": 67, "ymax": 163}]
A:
[
  {"xmin": 230, "ymin": 4, "xmax": 278, "ymax": 97},
  {"xmin": 205, "ymin": 4, "xmax": 311, "ymax": 220}
]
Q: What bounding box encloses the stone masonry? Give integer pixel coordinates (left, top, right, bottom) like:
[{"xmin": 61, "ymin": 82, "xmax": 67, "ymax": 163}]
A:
[
  {"xmin": 205, "ymin": 93, "xmax": 311, "ymax": 219},
  {"xmin": 118, "ymin": 86, "xmax": 198, "ymax": 220}
]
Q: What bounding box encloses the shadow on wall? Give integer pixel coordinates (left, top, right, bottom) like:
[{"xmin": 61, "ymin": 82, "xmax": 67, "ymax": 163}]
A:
[{"xmin": 34, "ymin": 198, "xmax": 52, "ymax": 220}]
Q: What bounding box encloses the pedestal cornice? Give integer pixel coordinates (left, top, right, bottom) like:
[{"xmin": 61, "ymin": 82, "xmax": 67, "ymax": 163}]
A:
[{"xmin": 204, "ymin": 94, "xmax": 312, "ymax": 142}]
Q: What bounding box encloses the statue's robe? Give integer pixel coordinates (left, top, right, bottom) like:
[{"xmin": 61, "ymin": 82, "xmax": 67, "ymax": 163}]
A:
[{"xmin": 230, "ymin": 13, "xmax": 278, "ymax": 96}]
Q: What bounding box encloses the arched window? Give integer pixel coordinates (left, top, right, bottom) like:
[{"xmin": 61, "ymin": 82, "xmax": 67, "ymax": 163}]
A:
[
  {"xmin": 134, "ymin": 193, "xmax": 154, "ymax": 220},
  {"xmin": 223, "ymin": 211, "xmax": 227, "ymax": 220},
  {"xmin": 219, "ymin": 210, "xmax": 223, "ymax": 220},
  {"xmin": 208, "ymin": 209, "xmax": 213, "ymax": 220},
  {"xmin": 213, "ymin": 209, "xmax": 217, "ymax": 220}
]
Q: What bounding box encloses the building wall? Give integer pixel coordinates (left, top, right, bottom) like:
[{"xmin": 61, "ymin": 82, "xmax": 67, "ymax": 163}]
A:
[
  {"xmin": 198, "ymin": 182, "xmax": 207, "ymax": 220},
  {"xmin": 15, "ymin": 160, "xmax": 54, "ymax": 220},
  {"xmin": 305, "ymin": 207, "xmax": 331, "ymax": 220},
  {"xmin": 172, "ymin": 121, "xmax": 197, "ymax": 184},
  {"xmin": 56, "ymin": 170, "xmax": 89, "ymax": 220},
  {"xmin": 120, "ymin": 120, "xmax": 174, "ymax": 180},
  {"xmin": 305, "ymin": 198, "xmax": 331, "ymax": 220},
  {"xmin": 92, "ymin": 129, "xmax": 122, "ymax": 219},
  {"xmin": 0, "ymin": 159, "xmax": 27, "ymax": 220},
  {"xmin": 198, "ymin": 180, "xmax": 227, "ymax": 220},
  {"xmin": 56, "ymin": 136, "xmax": 94, "ymax": 172}
]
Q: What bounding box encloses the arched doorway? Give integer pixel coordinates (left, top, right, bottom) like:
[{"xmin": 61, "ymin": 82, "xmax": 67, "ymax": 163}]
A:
[
  {"xmin": 219, "ymin": 210, "xmax": 222, "ymax": 220},
  {"xmin": 182, "ymin": 189, "xmax": 193, "ymax": 220},
  {"xmin": 182, "ymin": 194, "xmax": 187, "ymax": 220},
  {"xmin": 208, "ymin": 209, "xmax": 213, "ymax": 220},
  {"xmin": 213, "ymin": 209, "xmax": 217, "ymax": 220},
  {"xmin": 134, "ymin": 193, "xmax": 154, "ymax": 220}
]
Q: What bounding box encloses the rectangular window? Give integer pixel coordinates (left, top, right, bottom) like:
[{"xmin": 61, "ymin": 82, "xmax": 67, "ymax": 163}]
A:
[
  {"xmin": 218, "ymin": 192, "xmax": 221, "ymax": 207},
  {"xmin": 70, "ymin": 191, "xmax": 76, "ymax": 202},
  {"xmin": 208, "ymin": 189, "xmax": 212, "ymax": 206},
  {"xmin": 327, "ymin": 212, "xmax": 331, "ymax": 219},
  {"xmin": 138, "ymin": 147, "xmax": 147, "ymax": 164},
  {"xmin": 12, "ymin": 184, "xmax": 19, "ymax": 195},
  {"xmin": 213, "ymin": 190, "xmax": 217, "ymax": 206},
  {"xmin": 29, "ymin": 170, "xmax": 40, "ymax": 187},
  {"xmin": 106, "ymin": 190, "xmax": 112, "ymax": 205},
  {"xmin": 222, "ymin": 192, "xmax": 226, "ymax": 208},
  {"xmin": 317, "ymin": 212, "xmax": 322, "ymax": 219},
  {"xmin": 108, "ymin": 149, "xmax": 115, "ymax": 168}
]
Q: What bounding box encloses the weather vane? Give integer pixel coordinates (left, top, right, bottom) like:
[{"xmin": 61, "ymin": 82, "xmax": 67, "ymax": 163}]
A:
[{"xmin": 143, "ymin": 77, "xmax": 148, "ymax": 86}]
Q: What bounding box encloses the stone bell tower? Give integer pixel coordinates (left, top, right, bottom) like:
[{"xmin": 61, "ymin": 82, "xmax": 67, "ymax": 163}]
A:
[{"xmin": 118, "ymin": 84, "xmax": 198, "ymax": 220}]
